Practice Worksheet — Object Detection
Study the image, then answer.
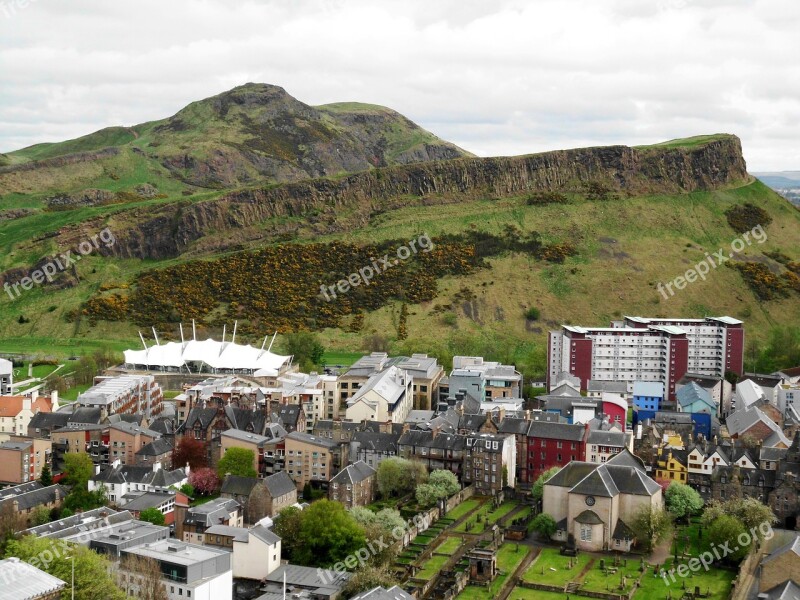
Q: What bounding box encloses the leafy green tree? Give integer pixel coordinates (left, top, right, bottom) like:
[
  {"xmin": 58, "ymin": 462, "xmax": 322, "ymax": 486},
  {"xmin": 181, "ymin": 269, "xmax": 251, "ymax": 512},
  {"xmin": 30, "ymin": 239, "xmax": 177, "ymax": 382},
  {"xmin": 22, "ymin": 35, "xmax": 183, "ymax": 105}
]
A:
[
  {"xmin": 139, "ymin": 507, "xmax": 166, "ymax": 526},
  {"xmin": 40, "ymin": 464, "xmax": 53, "ymax": 486},
  {"xmin": 294, "ymin": 500, "xmax": 367, "ymax": 567},
  {"xmin": 31, "ymin": 505, "xmax": 51, "ymax": 526},
  {"xmin": 217, "ymin": 447, "xmax": 257, "ymax": 478},
  {"xmin": 428, "ymin": 469, "xmax": 460, "ymax": 496},
  {"xmin": 665, "ymin": 482, "xmax": 704, "ymax": 521},
  {"xmin": 349, "ymin": 506, "xmax": 378, "ymax": 528},
  {"xmin": 284, "ymin": 332, "xmax": 326, "ymax": 371},
  {"xmin": 273, "ymin": 507, "xmax": 303, "ymax": 562},
  {"xmin": 531, "ymin": 513, "xmax": 557, "ymax": 539},
  {"xmin": 377, "ymin": 457, "xmax": 428, "ymax": 497},
  {"xmin": 64, "ymin": 453, "xmax": 94, "ymax": 488},
  {"xmin": 531, "ymin": 466, "xmax": 561, "ymax": 501},
  {"xmin": 6, "ymin": 536, "xmax": 126, "ymax": 600},
  {"xmin": 702, "ymin": 498, "xmax": 776, "ymax": 539},
  {"xmin": 706, "ymin": 515, "xmax": 749, "ymax": 562},
  {"xmin": 630, "ymin": 505, "xmax": 672, "ymax": 552},
  {"xmin": 373, "ymin": 508, "xmax": 405, "ymax": 534},
  {"xmin": 415, "ymin": 483, "xmax": 447, "ymax": 508}
]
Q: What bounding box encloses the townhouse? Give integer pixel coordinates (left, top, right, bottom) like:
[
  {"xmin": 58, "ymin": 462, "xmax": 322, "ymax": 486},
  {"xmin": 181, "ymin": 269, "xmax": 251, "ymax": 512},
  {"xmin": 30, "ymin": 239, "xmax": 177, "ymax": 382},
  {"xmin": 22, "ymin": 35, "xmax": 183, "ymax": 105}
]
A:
[
  {"xmin": 345, "ymin": 366, "xmax": 414, "ymax": 425},
  {"xmin": 284, "ymin": 431, "xmax": 339, "ymax": 490},
  {"xmin": 329, "ymin": 460, "xmax": 377, "ymax": 508},
  {"xmin": 525, "ymin": 421, "xmax": 588, "ymax": 481},
  {"xmin": 0, "ymin": 394, "xmax": 54, "ymax": 438},
  {"xmin": 0, "ymin": 437, "xmax": 51, "ymax": 484}
]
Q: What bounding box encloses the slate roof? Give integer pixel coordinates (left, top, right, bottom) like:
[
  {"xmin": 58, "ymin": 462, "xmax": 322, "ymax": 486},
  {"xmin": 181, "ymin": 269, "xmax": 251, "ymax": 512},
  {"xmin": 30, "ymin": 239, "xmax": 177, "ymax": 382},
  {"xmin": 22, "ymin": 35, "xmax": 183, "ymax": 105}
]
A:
[
  {"xmin": 135, "ymin": 438, "xmax": 173, "ymax": 457},
  {"xmin": 459, "ymin": 413, "xmax": 487, "ymax": 432},
  {"xmin": 184, "ymin": 497, "xmax": 240, "ymax": 526},
  {"xmin": 606, "ymin": 448, "xmax": 646, "ymax": 471},
  {"xmin": 546, "ymin": 461, "xmax": 660, "ymax": 497},
  {"xmin": 148, "ymin": 417, "xmax": 176, "ymax": 435},
  {"xmin": 612, "ymin": 519, "xmax": 634, "ymax": 540},
  {"xmin": 587, "ymin": 380, "xmax": 628, "ymax": 394},
  {"xmin": 226, "ymin": 406, "xmax": 267, "ymax": 434},
  {"xmin": 570, "ymin": 467, "xmax": 619, "ymax": 497},
  {"xmin": 28, "ymin": 411, "xmax": 70, "ymax": 432},
  {"xmin": 397, "ymin": 430, "xmax": 467, "ymax": 451},
  {"xmin": 183, "ymin": 407, "xmax": 218, "ymax": 430},
  {"xmin": 527, "ymin": 420, "xmax": 586, "ymax": 441},
  {"xmin": 274, "ymin": 404, "xmax": 303, "ymax": 427},
  {"xmin": 119, "ymin": 491, "xmax": 174, "ymax": 512},
  {"xmin": 587, "ymin": 430, "xmax": 626, "ymax": 447},
  {"xmin": 498, "ymin": 418, "xmax": 533, "ymax": 435},
  {"xmin": 352, "ymin": 431, "xmax": 399, "ymax": 454},
  {"xmin": 677, "ymin": 382, "xmax": 715, "ymax": 412},
  {"xmin": 285, "ymin": 431, "xmax": 338, "ymax": 449},
  {"xmin": 109, "ymin": 421, "xmax": 161, "ymax": 438},
  {"xmin": 331, "ymin": 460, "xmax": 376, "ymax": 485},
  {"xmin": 221, "ymin": 428, "xmax": 270, "ymax": 446},
  {"xmin": 221, "ymin": 474, "xmax": 259, "ymax": 497},
  {"xmin": 0, "ymin": 484, "xmax": 66, "ymax": 511},
  {"xmin": 0, "ymin": 481, "xmax": 42, "ymax": 500},
  {"xmin": 205, "ymin": 524, "xmax": 249, "ymax": 542},
  {"xmin": 264, "ymin": 471, "xmax": 297, "ymax": 498},
  {"xmin": 92, "ymin": 464, "xmax": 186, "ymax": 487},
  {"xmin": 250, "ymin": 524, "xmax": 281, "ymax": 545}
]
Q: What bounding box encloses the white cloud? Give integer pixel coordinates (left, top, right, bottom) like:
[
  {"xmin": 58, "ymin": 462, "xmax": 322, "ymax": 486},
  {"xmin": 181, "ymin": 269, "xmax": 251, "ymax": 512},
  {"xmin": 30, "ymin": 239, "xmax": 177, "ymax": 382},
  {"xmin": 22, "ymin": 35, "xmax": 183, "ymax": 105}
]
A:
[{"xmin": 0, "ymin": 0, "xmax": 798, "ymax": 170}]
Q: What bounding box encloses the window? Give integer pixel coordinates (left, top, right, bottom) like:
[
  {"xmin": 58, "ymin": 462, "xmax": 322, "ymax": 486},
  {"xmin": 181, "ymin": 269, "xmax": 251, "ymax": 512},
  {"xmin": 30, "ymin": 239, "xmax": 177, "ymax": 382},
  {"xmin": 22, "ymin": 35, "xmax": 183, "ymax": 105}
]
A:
[{"xmin": 580, "ymin": 525, "xmax": 592, "ymax": 541}]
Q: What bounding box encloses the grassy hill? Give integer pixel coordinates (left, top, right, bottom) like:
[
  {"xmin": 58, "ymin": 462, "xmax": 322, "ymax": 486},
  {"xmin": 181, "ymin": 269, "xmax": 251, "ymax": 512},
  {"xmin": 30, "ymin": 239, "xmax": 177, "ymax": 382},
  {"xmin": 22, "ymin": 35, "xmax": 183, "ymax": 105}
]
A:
[{"xmin": 1, "ymin": 91, "xmax": 799, "ymax": 373}]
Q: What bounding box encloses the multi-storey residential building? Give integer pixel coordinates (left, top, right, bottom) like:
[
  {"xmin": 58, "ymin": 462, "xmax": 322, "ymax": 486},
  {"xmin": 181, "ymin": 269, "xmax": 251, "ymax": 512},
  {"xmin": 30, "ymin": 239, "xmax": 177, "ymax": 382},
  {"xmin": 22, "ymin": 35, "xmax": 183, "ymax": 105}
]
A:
[
  {"xmin": 586, "ymin": 429, "xmax": 628, "ymax": 464},
  {"xmin": 449, "ymin": 356, "xmax": 521, "ymax": 402},
  {"xmin": 135, "ymin": 438, "xmax": 173, "ymax": 468},
  {"xmin": 463, "ymin": 433, "xmax": 516, "ymax": 494},
  {"xmin": 120, "ymin": 540, "xmax": 232, "ymax": 600},
  {"xmin": 0, "ymin": 359, "xmax": 11, "ymax": 396},
  {"xmin": 632, "ymin": 381, "xmax": 665, "ymax": 412},
  {"xmin": 548, "ymin": 316, "xmax": 745, "ymax": 399},
  {"xmin": 338, "ymin": 353, "xmax": 398, "ymax": 409},
  {"xmin": 395, "ymin": 354, "xmax": 444, "ymax": 411},
  {"xmin": 109, "ymin": 422, "xmax": 161, "ymax": 465},
  {"xmin": 350, "ymin": 430, "xmax": 400, "ymax": 470},
  {"xmin": 0, "ymin": 395, "xmax": 54, "ymax": 438},
  {"xmin": 77, "ymin": 374, "xmax": 164, "ymax": 418},
  {"xmin": 90, "ymin": 462, "xmax": 189, "ymax": 503},
  {"xmin": 0, "ymin": 437, "xmax": 51, "ymax": 484},
  {"xmin": 262, "ymin": 371, "xmax": 338, "ymax": 427},
  {"xmin": 51, "ymin": 423, "xmax": 109, "ymax": 464},
  {"xmin": 345, "ymin": 366, "xmax": 413, "ymax": 424},
  {"xmin": 329, "ymin": 460, "xmax": 377, "ymax": 508},
  {"xmin": 526, "ymin": 421, "xmax": 588, "ymax": 480},
  {"xmin": 284, "ymin": 431, "xmax": 338, "ymax": 490},
  {"xmin": 220, "ymin": 429, "xmax": 270, "ymax": 475},
  {"xmin": 0, "ymin": 483, "xmax": 65, "ymax": 525}
]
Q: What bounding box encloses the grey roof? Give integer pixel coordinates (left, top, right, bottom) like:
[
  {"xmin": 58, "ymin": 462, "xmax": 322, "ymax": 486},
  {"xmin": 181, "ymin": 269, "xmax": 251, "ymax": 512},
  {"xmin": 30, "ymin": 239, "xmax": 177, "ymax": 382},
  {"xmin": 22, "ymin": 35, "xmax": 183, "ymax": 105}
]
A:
[
  {"xmin": 221, "ymin": 428, "xmax": 270, "ymax": 446},
  {"xmin": 570, "ymin": 466, "xmax": 619, "ymax": 497},
  {"xmin": 109, "ymin": 421, "xmax": 161, "ymax": 438},
  {"xmin": 677, "ymin": 382, "xmax": 715, "ymax": 412},
  {"xmin": 527, "ymin": 420, "xmax": 586, "ymax": 441},
  {"xmin": 761, "ymin": 447, "xmax": 788, "ymax": 462},
  {"xmin": 135, "ymin": 438, "xmax": 173, "ymax": 456},
  {"xmin": 587, "ymin": 430, "xmax": 626, "ymax": 446},
  {"xmin": 119, "ymin": 491, "xmax": 174, "ymax": 512},
  {"xmin": 285, "ymin": 431, "xmax": 338, "ymax": 449},
  {"xmin": 352, "ymin": 431, "xmax": 400, "ymax": 454},
  {"xmin": 28, "ymin": 411, "xmax": 71, "ymax": 432},
  {"xmin": 587, "ymin": 380, "xmax": 628, "ymax": 394},
  {"xmin": 398, "ymin": 429, "xmax": 467, "ymax": 451},
  {"xmin": 762, "ymin": 535, "xmax": 800, "ymax": 565},
  {"xmin": 459, "ymin": 413, "xmax": 488, "ymax": 431},
  {"xmin": 0, "ymin": 481, "xmax": 43, "ymax": 500},
  {"xmin": 498, "ymin": 417, "xmax": 532, "ymax": 435},
  {"xmin": 264, "ymin": 564, "xmax": 351, "ymax": 595},
  {"xmin": 205, "ymin": 524, "xmax": 249, "ymax": 542},
  {"xmin": 331, "ymin": 460, "xmax": 376, "ymax": 485},
  {"xmin": 63, "ymin": 406, "xmax": 103, "ymax": 424},
  {"xmin": 105, "ymin": 414, "xmax": 144, "ymax": 425},
  {"xmin": 0, "ymin": 440, "xmax": 32, "ymax": 451},
  {"xmin": 92, "ymin": 463, "xmax": 186, "ymax": 488},
  {"xmin": 185, "ymin": 497, "xmax": 240, "ymax": 526},
  {"xmin": 250, "ymin": 524, "xmax": 281, "ymax": 545},
  {"xmin": 405, "ymin": 410, "xmax": 435, "ymax": 424},
  {"xmin": 183, "ymin": 407, "xmax": 219, "ymax": 430},
  {"xmin": 226, "ymin": 406, "xmax": 267, "ymax": 434},
  {"xmin": 264, "ymin": 471, "xmax": 297, "ymax": 498},
  {"xmin": 0, "ymin": 484, "xmax": 66, "ymax": 511},
  {"xmin": 606, "ymin": 448, "xmax": 646, "ymax": 471},
  {"xmin": 148, "ymin": 417, "xmax": 176, "ymax": 435},
  {"xmin": 221, "ymin": 474, "xmax": 259, "ymax": 497},
  {"xmin": 762, "ymin": 580, "xmax": 800, "ymax": 600},
  {"xmin": 612, "ymin": 519, "xmax": 634, "ymax": 540},
  {"xmin": 23, "ymin": 508, "xmax": 124, "ymax": 538},
  {"xmin": 351, "ymin": 586, "xmax": 415, "ymax": 600},
  {"xmin": 547, "ymin": 461, "xmax": 660, "ymax": 497},
  {"xmin": 0, "ymin": 558, "xmax": 65, "ymax": 600}
]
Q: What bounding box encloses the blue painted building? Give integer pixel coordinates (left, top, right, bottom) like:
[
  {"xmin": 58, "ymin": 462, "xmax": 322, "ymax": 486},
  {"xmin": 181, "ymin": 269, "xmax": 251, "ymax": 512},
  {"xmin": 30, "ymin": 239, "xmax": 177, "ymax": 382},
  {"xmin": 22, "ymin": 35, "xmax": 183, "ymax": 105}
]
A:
[{"xmin": 632, "ymin": 381, "xmax": 665, "ymax": 412}]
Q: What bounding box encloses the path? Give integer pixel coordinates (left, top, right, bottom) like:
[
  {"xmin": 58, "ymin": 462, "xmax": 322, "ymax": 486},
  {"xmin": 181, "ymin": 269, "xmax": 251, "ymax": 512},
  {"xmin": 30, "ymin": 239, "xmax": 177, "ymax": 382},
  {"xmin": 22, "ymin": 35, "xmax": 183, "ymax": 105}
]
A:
[
  {"xmin": 647, "ymin": 535, "xmax": 672, "ymax": 566},
  {"xmin": 496, "ymin": 545, "xmax": 540, "ymax": 600}
]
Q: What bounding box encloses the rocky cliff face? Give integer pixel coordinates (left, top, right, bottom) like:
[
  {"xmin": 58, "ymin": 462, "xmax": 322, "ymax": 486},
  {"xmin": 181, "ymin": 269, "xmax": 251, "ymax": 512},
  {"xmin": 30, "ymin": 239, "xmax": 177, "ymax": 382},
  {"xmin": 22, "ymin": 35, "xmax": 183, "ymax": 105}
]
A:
[{"xmin": 62, "ymin": 135, "xmax": 749, "ymax": 260}]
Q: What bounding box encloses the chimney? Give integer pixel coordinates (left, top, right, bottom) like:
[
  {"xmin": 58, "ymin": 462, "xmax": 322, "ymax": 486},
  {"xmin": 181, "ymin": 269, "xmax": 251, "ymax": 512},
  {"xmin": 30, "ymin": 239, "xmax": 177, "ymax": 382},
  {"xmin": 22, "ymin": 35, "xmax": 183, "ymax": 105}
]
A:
[{"xmin": 23, "ymin": 397, "xmax": 31, "ymax": 411}]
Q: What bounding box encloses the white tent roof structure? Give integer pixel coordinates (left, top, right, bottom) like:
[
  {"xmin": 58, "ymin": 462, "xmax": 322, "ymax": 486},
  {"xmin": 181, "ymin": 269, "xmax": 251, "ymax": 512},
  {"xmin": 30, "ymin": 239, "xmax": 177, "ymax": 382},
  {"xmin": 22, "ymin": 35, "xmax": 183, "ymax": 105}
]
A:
[{"xmin": 124, "ymin": 327, "xmax": 292, "ymax": 375}]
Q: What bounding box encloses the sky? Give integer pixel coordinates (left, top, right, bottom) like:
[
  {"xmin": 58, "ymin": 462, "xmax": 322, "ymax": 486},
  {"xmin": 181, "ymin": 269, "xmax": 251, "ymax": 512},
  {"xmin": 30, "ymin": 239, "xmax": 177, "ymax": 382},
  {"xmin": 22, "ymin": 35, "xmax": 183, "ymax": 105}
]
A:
[{"xmin": 0, "ymin": 0, "xmax": 798, "ymax": 171}]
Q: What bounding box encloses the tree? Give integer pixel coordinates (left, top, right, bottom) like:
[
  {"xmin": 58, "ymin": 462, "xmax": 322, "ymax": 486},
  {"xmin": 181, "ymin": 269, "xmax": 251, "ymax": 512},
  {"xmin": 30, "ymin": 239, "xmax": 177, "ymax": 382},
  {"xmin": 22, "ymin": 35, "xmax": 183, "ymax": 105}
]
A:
[
  {"xmin": 273, "ymin": 506, "xmax": 303, "ymax": 562},
  {"xmin": 531, "ymin": 466, "xmax": 561, "ymax": 501},
  {"xmin": 377, "ymin": 457, "xmax": 428, "ymax": 498},
  {"xmin": 40, "ymin": 463, "xmax": 53, "ymax": 486},
  {"xmin": 373, "ymin": 508, "xmax": 405, "ymax": 534},
  {"xmin": 118, "ymin": 554, "xmax": 168, "ymax": 600},
  {"xmin": 0, "ymin": 502, "xmax": 23, "ymax": 555},
  {"xmin": 349, "ymin": 506, "xmax": 378, "ymax": 528},
  {"xmin": 189, "ymin": 468, "xmax": 220, "ymax": 496},
  {"xmin": 428, "ymin": 469, "xmax": 460, "ymax": 496},
  {"xmin": 294, "ymin": 500, "xmax": 367, "ymax": 567},
  {"xmin": 706, "ymin": 515, "xmax": 749, "ymax": 563},
  {"xmin": 31, "ymin": 505, "xmax": 51, "ymax": 526},
  {"xmin": 178, "ymin": 483, "xmax": 195, "ymax": 498},
  {"xmin": 530, "ymin": 513, "xmax": 557, "ymax": 539},
  {"xmin": 139, "ymin": 507, "xmax": 166, "ymax": 526},
  {"xmin": 284, "ymin": 332, "xmax": 325, "ymax": 371},
  {"xmin": 6, "ymin": 536, "xmax": 126, "ymax": 600},
  {"xmin": 217, "ymin": 448, "xmax": 257, "ymax": 478},
  {"xmin": 74, "ymin": 355, "xmax": 98, "ymax": 385},
  {"xmin": 665, "ymin": 482, "xmax": 703, "ymax": 521},
  {"xmin": 416, "ymin": 483, "xmax": 447, "ymax": 508},
  {"xmin": 342, "ymin": 565, "xmax": 397, "ymax": 597},
  {"xmin": 630, "ymin": 505, "xmax": 672, "ymax": 552},
  {"xmin": 64, "ymin": 452, "xmax": 94, "ymax": 488},
  {"xmin": 702, "ymin": 498, "xmax": 776, "ymax": 539},
  {"xmin": 172, "ymin": 437, "xmax": 207, "ymax": 470}
]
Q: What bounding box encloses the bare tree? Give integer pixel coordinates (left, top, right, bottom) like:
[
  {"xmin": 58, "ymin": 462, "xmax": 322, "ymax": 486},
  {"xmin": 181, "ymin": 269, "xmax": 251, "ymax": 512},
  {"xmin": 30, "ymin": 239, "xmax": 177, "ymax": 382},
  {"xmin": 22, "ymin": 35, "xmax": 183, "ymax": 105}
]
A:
[{"xmin": 118, "ymin": 554, "xmax": 168, "ymax": 600}]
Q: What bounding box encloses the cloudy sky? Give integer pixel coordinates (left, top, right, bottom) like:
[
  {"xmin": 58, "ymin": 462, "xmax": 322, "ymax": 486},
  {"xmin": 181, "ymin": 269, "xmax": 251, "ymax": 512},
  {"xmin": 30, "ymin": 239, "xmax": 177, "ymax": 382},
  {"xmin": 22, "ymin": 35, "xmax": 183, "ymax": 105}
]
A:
[{"xmin": 0, "ymin": 0, "xmax": 797, "ymax": 170}]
